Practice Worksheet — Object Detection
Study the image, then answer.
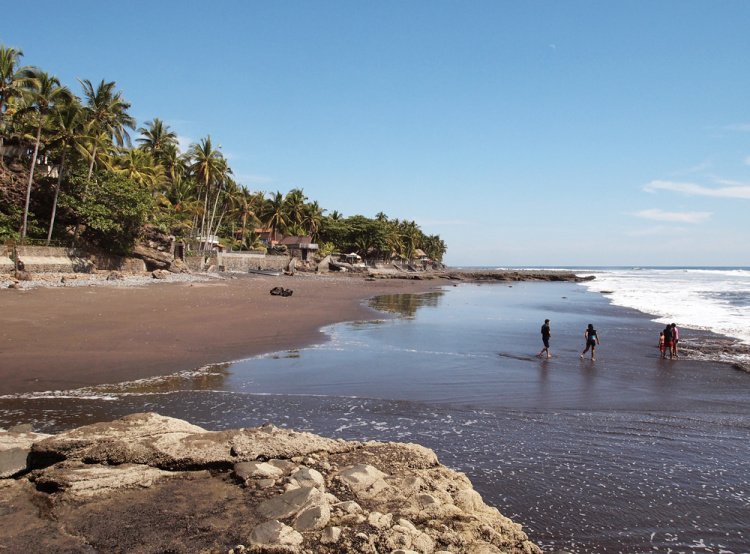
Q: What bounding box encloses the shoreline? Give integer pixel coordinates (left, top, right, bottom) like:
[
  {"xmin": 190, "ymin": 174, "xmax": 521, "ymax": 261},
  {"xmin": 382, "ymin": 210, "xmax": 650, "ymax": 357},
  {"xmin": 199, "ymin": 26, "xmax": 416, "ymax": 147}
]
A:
[
  {"xmin": 1, "ymin": 272, "xmax": 446, "ymax": 396},
  {"xmin": 3, "ymin": 267, "xmax": 747, "ymax": 398},
  {"xmin": 0, "ymin": 268, "xmax": 589, "ymax": 396}
]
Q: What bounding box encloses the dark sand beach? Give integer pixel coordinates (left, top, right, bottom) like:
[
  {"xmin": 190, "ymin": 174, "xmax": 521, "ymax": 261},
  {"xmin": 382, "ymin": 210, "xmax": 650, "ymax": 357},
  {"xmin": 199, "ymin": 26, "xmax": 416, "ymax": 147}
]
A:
[
  {"xmin": 2, "ymin": 274, "xmax": 747, "ymax": 552},
  {"xmin": 0, "ymin": 273, "xmax": 438, "ymax": 395}
]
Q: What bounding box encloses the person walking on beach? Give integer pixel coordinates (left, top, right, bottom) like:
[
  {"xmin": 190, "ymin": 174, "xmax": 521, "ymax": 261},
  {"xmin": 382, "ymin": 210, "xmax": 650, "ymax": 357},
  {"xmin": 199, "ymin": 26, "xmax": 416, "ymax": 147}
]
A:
[
  {"xmin": 580, "ymin": 323, "xmax": 600, "ymax": 360},
  {"xmin": 538, "ymin": 319, "xmax": 551, "ymax": 359},
  {"xmin": 670, "ymin": 323, "xmax": 680, "ymax": 359},
  {"xmin": 663, "ymin": 324, "xmax": 673, "ymax": 359}
]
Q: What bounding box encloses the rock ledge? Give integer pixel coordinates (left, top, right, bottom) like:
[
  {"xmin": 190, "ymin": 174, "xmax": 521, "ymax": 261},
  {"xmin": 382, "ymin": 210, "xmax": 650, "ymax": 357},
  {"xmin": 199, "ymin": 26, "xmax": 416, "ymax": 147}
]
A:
[{"xmin": 0, "ymin": 412, "xmax": 540, "ymax": 553}]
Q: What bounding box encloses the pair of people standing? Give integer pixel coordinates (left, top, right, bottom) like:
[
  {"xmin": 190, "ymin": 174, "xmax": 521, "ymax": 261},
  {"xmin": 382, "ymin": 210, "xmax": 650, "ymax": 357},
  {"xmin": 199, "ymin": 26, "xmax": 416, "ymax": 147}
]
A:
[
  {"xmin": 537, "ymin": 320, "xmax": 600, "ymax": 360},
  {"xmin": 660, "ymin": 323, "xmax": 679, "ymax": 359}
]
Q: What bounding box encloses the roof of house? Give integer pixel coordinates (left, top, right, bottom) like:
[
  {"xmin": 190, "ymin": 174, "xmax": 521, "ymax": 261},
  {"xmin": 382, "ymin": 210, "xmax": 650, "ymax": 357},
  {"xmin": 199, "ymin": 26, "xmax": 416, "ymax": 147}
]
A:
[{"xmin": 279, "ymin": 236, "xmax": 313, "ymax": 246}]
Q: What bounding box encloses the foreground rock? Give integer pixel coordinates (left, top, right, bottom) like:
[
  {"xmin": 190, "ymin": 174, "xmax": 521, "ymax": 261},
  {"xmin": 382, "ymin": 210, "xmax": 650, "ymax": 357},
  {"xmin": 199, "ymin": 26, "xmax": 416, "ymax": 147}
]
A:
[{"xmin": 0, "ymin": 413, "xmax": 540, "ymax": 553}]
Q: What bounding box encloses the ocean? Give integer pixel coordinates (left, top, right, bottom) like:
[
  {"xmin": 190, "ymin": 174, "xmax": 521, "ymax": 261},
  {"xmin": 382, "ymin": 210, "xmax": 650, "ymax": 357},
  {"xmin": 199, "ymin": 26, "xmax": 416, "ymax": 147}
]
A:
[{"xmin": 2, "ymin": 267, "xmax": 749, "ymax": 553}]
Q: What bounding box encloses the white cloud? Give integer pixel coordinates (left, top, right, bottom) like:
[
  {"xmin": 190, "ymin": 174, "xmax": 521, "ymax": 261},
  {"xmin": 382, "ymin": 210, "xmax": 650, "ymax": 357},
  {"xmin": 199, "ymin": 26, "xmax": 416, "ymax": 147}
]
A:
[
  {"xmin": 176, "ymin": 134, "xmax": 193, "ymax": 153},
  {"xmin": 626, "ymin": 225, "xmax": 689, "ymax": 237},
  {"xmin": 643, "ymin": 179, "xmax": 750, "ymax": 200},
  {"xmin": 633, "ymin": 209, "xmax": 712, "ymax": 224},
  {"xmin": 235, "ymin": 173, "xmax": 274, "ymax": 186},
  {"xmin": 744, "ymin": 156, "xmax": 750, "ymax": 166},
  {"xmin": 722, "ymin": 123, "xmax": 750, "ymax": 132},
  {"xmin": 415, "ymin": 218, "xmax": 472, "ymax": 227}
]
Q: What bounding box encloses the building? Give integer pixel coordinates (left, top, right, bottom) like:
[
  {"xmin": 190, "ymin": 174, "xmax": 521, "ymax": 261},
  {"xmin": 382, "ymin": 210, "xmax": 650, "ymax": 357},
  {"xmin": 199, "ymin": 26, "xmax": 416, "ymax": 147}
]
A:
[{"xmin": 278, "ymin": 236, "xmax": 319, "ymax": 261}]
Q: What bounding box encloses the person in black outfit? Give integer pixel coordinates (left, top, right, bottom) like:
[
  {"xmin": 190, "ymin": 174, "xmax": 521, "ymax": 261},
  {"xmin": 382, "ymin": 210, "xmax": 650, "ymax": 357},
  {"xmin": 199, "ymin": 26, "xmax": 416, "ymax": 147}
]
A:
[
  {"xmin": 580, "ymin": 323, "xmax": 600, "ymax": 360},
  {"xmin": 537, "ymin": 319, "xmax": 552, "ymax": 359},
  {"xmin": 663, "ymin": 324, "xmax": 673, "ymax": 359}
]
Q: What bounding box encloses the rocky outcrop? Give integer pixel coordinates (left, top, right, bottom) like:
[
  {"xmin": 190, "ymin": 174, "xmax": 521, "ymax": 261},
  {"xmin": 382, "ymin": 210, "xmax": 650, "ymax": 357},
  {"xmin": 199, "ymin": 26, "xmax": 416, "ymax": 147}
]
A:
[
  {"xmin": 0, "ymin": 413, "xmax": 540, "ymax": 553},
  {"xmin": 438, "ymin": 270, "xmax": 594, "ymax": 283}
]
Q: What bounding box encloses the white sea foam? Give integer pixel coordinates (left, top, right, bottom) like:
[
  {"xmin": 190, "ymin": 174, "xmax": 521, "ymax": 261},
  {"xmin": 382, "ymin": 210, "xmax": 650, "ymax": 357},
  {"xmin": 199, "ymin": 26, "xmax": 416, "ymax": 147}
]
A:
[{"xmin": 578, "ymin": 268, "xmax": 750, "ymax": 344}]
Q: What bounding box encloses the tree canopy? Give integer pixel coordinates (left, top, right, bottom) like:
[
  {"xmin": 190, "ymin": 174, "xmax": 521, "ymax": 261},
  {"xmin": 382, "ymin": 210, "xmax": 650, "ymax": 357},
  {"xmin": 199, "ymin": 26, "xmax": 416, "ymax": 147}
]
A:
[{"xmin": 0, "ymin": 41, "xmax": 446, "ymax": 263}]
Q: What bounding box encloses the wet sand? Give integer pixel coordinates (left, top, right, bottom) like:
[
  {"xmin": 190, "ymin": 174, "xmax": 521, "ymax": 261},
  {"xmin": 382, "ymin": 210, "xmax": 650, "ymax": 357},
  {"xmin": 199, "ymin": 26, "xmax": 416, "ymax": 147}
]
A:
[{"xmin": 0, "ymin": 274, "xmax": 439, "ymax": 395}]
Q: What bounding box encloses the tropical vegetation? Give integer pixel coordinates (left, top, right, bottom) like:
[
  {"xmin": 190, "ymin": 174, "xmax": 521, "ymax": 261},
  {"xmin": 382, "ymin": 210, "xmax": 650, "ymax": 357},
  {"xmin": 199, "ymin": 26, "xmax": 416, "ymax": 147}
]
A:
[{"xmin": 0, "ymin": 43, "xmax": 446, "ymax": 262}]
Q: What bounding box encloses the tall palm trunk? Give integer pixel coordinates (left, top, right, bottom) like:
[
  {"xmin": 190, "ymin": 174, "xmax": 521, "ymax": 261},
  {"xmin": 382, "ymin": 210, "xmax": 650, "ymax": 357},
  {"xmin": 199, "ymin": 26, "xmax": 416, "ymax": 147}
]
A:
[
  {"xmin": 204, "ymin": 188, "xmax": 222, "ymax": 250},
  {"xmin": 199, "ymin": 183, "xmax": 211, "ymax": 249},
  {"xmin": 21, "ymin": 122, "xmax": 43, "ymax": 240},
  {"xmin": 72, "ymin": 142, "xmax": 98, "ymax": 245},
  {"xmin": 46, "ymin": 147, "xmax": 67, "ymax": 245},
  {"xmin": 85, "ymin": 143, "xmax": 97, "ymax": 185}
]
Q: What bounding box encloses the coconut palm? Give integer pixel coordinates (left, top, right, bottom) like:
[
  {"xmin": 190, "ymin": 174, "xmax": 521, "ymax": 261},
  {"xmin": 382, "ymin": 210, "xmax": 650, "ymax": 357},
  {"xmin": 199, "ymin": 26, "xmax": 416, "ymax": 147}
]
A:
[
  {"xmin": 232, "ymin": 187, "xmax": 260, "ymax": 249},
  {"xmin": 113, "ymin": 148, "xmax": 165, "ymax": 189},
  {"xmin": 284, "ymin": 188, "xmax": 307, "ymax": 227},
  {"xmin": 0, "ymin": 45, "xmax": 27, "ymax": 157},
  {"xmin": 45, "ymin": 100, "xmax": 86, "ymax": 244},
  {"xmin": 137, "ymin": 118, "xmax": 178, "ymax": 162},
  {"xmin": 79, "ymin": 79, "xmax": 135, "ymax": 181},
  {"xmin": 303, "ymin": 200, "xmax": 325, "ymax": 240},
  {"xmin": 17, "ymin": 68, "xmax": 74, "ymax": 239},
  {"xmin": 261, "ymin": 191, "xmax": 288, "ymax": 242},
  {"xmin": 187, "ymin": 136, "xmax": 227, "ymax": 246},
  {"xmin": 399, "ymin": 220, "xmax": 421, "ymax": 262}
]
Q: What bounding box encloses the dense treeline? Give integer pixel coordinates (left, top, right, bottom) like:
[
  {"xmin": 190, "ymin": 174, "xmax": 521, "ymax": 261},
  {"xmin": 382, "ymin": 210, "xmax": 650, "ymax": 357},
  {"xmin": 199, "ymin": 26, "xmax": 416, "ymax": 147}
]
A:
[{"xmin": 0, "ymin": 44, "xmax": 446, "ymax": 262}]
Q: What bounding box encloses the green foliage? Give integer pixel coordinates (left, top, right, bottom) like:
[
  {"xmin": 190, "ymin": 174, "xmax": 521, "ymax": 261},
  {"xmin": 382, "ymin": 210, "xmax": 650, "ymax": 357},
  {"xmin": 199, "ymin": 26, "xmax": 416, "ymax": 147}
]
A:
[
  {"xmin": 317, "ymin": 241, "xmax": 336, "ymax": 257},
  {"xmin": 64, "ymin": 171, "xmax": 153, "ymax": 253},
  {"xmin": 0, "ymin": 207, "xmax": 20, "ymax": 241},
  {"xmin": 0, "ymin": 40, "xmax": 447, "ymax": 261}
]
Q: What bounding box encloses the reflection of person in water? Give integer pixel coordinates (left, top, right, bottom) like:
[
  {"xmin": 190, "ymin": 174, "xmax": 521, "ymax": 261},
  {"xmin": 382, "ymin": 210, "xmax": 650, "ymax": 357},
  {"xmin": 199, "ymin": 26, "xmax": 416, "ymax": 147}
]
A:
[
  {"xmin": 580, "ymin": 323, "xmax": 600, "ymax": 361},
  {"xmin": 537, "ymin": 319, "xmax": 551, "ymax": 359}
]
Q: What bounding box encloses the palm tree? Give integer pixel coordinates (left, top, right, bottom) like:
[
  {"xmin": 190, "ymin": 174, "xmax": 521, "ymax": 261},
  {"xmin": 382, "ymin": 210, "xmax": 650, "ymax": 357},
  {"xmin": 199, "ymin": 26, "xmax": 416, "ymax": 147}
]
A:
[
  {"xmin": 399, "ymin": 220, "xmax": 421, "ymax": 262},
  {"xmin": 187, "ymin": 136, "xmax": 227, "ymax": 246},
  {"xmin": 79, "ymin": 79, "xmax": 135, "ymax": 181},
  {"xmin": 303, "ymin": 200, "xmax": 325, "ymax": 240},
  {"xmin": 232, "ymin": 187, "xmax": 259, "ymax": 249},
  {"xmin": 157, "ymin": 142, "xmax": 187, "ymax": 185},
  {"xmin": 45, "ymin": 100, "xmax": 86, "ymax": 244},
  {"xmin": 284, "ymin": 188, "xmax": 307, "ymax": 227},
  {"xmin": 114, "ymin": 148, "xmax": 165, "ymax": 189},
  {"xmin": 0, "ymin": 45, "xmax": 27, "ymax": 158},
  {"xmin": 18, "ymin": 68, "xmax": 73, "ymax": 239},
  {"xmin": 260, "ymin": 191, "xmax": 288, "ymax": 243},
  {"xmin": 137, "ymin": 118, "xmax": 177, "ymax": 162}
]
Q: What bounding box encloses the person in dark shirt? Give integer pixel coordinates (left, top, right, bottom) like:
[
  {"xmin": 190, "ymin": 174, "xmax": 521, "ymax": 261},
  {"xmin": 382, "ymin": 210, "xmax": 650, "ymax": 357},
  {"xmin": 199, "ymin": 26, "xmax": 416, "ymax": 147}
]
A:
[
  {"xmin": 580, "ymin": 323, "xmax": 600, "ymax": 361},
  {"xmin": 663, "ymin": 324, "xmax": 673, "ymax": 359},
  {"xmin": 537, "ymin": 319, "xmax": 552, "ymax": 359}
]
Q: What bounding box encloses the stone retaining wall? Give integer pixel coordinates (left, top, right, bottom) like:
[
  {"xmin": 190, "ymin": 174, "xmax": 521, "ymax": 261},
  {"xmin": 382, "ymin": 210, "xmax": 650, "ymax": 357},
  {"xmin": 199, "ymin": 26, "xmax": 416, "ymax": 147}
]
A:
[
  {"xmin": 2, "ymin": 246, "xmax": 295, "ymax": 275},
  {"xmin": 0, "ymin": 246, "xmax": 13, "ymax": 273},
  {"xmin": 10, "ymin": 246, "xmax": 78, "ymax": 273},
  {"xmin": 221, "ymin": 252, "xmax": 290, "ymax": 272},
  {"xmin": 184, "ymin": 252, "xmax": 292, "ymax": 273}
]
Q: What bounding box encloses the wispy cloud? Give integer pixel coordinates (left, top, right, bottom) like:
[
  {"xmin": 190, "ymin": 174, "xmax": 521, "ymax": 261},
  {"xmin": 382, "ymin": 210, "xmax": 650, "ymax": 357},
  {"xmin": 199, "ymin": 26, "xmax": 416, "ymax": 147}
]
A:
[
  {"xmin": 235, "ymin": 173, "xmax": 275, "ymax": 186},
  {"xmin": 633, "ymin": 208, "xmax": 712, "ymax": 224},
  {"xmin": 415, "ymin": 218, "xmax": 472, "ymax": 227},
  {"xmin": 626, "ymin": 225, "xmax": 689, "ymax": 237},
  {"xmin": 643, "ymin": 180, "xmax": 750, "ymax": 200},
  {"xmin": 744, "ymin": 156, "xmax": 750, "ymax": 166},
  {"xmin": 722, "ymin": 123, "xmax": 750, "ymax": 132},
  {"xmin": 176, "ymin": 134, "xmax": 193, "ymax": 153}
]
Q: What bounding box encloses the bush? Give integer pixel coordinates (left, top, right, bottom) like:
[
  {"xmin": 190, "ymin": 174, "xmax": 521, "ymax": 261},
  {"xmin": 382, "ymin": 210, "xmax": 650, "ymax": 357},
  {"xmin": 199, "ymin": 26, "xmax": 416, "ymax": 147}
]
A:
[{"xmin": 64, "ymin": 171, "xmax": 153, "ymax": 253}]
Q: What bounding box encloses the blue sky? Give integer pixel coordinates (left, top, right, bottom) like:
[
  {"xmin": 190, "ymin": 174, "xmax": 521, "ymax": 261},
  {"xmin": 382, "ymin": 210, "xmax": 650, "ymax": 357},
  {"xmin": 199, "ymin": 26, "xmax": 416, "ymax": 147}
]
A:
[{"xmin": 3, "ymin": 1, "xmax": 749, "ymax": 266}]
